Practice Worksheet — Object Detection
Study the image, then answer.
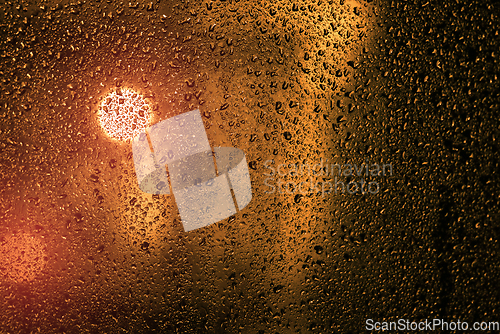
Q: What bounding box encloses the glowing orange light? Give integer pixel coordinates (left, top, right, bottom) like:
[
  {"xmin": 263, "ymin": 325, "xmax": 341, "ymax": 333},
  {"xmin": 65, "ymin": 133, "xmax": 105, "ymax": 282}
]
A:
[
  {"xmin": 98, "ymin": 88, "xmax": 152, "ymax": 141},
  {"xmin": 0, "ymin": 233, "xmax": 47, "ymax": 283}
]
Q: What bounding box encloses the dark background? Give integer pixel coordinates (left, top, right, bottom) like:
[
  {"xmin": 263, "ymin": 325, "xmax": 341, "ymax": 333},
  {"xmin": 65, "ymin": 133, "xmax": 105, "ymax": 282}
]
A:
[{"xmin": 0, "ymin": 0, "xmax": 499, "ymax": 333}]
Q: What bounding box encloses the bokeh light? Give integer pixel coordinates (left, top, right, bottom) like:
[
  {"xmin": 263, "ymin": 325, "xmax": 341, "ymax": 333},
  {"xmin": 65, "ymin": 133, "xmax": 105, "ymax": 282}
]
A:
[
  {"xmin": 0, "ymin": 233, "xmax": 47, "ymax": 283},
  {"xmin": 97, "ymin": 88, "xmax": 152, "ymax": 141}
]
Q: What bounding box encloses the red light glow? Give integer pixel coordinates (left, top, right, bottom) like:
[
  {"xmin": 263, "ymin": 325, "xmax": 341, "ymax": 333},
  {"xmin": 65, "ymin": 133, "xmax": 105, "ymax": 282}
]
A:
[
  {"xmin": 0, "ymin": 233, "xmax": 47, "ymax": 283},
  {"xmin": 98, "ymin": 88, "xmax": 152, "ymax": 141}
]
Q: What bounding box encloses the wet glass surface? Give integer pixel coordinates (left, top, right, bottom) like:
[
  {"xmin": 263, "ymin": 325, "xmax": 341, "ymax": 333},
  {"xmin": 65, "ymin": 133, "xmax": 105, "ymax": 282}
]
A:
[{"xmin": 0, "ymin": 0, "xmax": 499, "ymax": 333}]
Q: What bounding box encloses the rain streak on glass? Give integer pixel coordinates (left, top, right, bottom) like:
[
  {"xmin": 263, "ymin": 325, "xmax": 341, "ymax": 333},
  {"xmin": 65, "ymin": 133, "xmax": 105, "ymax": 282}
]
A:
[{"xmin": 97, "ymin": 88, "xmax": 152, "ymax": 141}]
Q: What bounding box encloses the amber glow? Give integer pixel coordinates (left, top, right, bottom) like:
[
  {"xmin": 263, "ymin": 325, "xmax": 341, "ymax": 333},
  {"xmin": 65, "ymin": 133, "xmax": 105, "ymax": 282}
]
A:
[
  {"xmin": 0, "ymin": 233, "xmax": 47, "ymax": 283},
  {"xmin": 98, "ymin": 88, "xmax": 152, "ymax": 141}
]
